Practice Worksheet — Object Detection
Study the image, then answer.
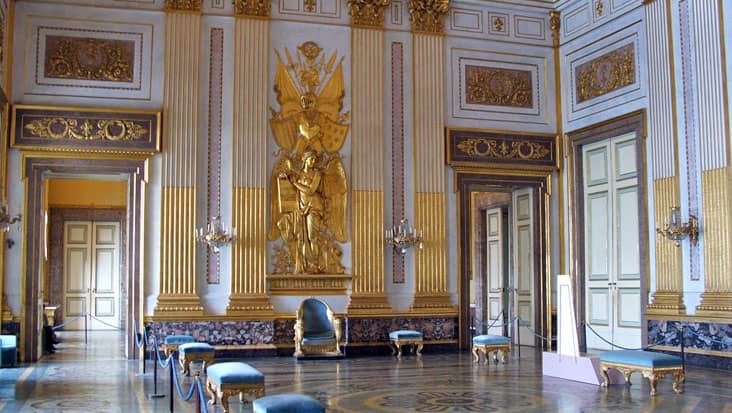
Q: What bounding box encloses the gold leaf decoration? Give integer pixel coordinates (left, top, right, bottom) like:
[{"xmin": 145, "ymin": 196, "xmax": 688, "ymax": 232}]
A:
[
  {"xmin": 457, "ymin": 138, "xmax": 550, "ymax": 160},
  {"xmin": 407, "ymin": 0, "xmax": 450, "ymax": 34},
  {"xmin": 465, "ymin": 65, "xmax": 532, "ymax": 108},
  {"xmin": 234, "ymin": 0, "xmax": 270, "ymax": 16},
  {"xmin": 348, "ymin": 0, "xmax": 392, "ymax": 27},
  {"xmin": 165, "ymin": 0, "xmax": 202, "ymax": 11},
  {"xmin": 24, "ymin": 117, "xmax": 148, "ymax": 141},
  {"xmin": 576, "ymin": 43, "xmax": 635, "ymax": 103},
  {"xmin": 44, "ymin": 36, "xmax": 134, "ymax": 83}
]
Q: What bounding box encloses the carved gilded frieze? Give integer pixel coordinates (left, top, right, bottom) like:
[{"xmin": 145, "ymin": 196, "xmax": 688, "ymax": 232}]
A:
[
  {"xmin": 465, "ymin": 65, "xmax": 532, "ymax": 108},
  {"xmin": 446, "ymin": 128, "xmax": 557, "ymax": 170},
  {"xmin": 165, "ymin": 0, "xmax": 202, "ymax": 11},
  {"xmin": 348, "ymin": 0, "xmax": 391, "ymax": 27},
  {"xmin": 575, "ymin": 43, "xmax": 635, "ymax": 103},
  {"xmin": 234, "ymin": 0, "xmax": 270, "ymax": 17},
  {"xmin": 11, "ymin": 105, "xmax": 161, "ymax": 154},
  {"xmin": 268, "ymin": 41, "xmax": 349, "ymax": 275},
  {"xmin": 44, "ymin": 36, "xmax": 134, "ymax": 83},
  {"xmin": 407, "ymin": 0, "xmax": 449, "ymax": 34}
]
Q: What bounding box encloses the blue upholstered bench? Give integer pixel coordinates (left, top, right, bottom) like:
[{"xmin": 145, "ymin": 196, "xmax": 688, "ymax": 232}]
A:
[
  {"xmin": 163, "ymin": 335, "xmax": 195, "ymax": 357},
  {"xmin": 599, "ymin": 350, "xmax": 684, "ymax": 395},
  {"xmin": 253, "ymin": 394, "xmax": 325, "ymax": 413},
  {"xmin": 472, "ymin": 334, "xmax": 510, "ymax": 364},
  {"xmin": 178, "ymin": 342, "xmax": 215, "ymax": 376},
  {"xmin": 389, "ymin": 330, "xmax": 423, "ymax": 357},
  {"xmin": 206, "ymin": 362, "xmax": 265, "ymax": 413},
  {"xmin": 0, "ymin": 335, "xmax": 17, "ymax": 367}
]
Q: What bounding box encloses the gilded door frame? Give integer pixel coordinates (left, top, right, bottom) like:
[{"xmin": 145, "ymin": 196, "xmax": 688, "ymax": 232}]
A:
[
  {"xmin": 566, "ymin": 110, "xmax": 649, "ymax": 352},
  {"xmin": 455, "ymin": 169, "xmax": 553, "ymax": 351},
  {"xmin": 20, "ymin": 154, "xmax": 148, "ymax": 362}
]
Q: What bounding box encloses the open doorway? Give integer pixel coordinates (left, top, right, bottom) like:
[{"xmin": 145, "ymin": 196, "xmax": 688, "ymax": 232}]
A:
[
  {"xmin": 456, "ymin": 171, "xmax": 552, "ymax": 351},
  {"xmin": 21, "ymin": 156, "xmax": 147, "ymax": 362},
  {"xmin": 45, "ymin": 178, "xmax": 128, "ymax": 342}
]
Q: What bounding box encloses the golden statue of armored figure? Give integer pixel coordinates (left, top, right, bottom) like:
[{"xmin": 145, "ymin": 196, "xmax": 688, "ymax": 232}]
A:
[{"xmin": 268, "ymin": 42, "xmax": 349, "ymax": 275}]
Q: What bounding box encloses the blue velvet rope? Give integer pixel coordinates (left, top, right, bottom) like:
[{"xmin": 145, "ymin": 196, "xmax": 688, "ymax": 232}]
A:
[
  {"xmin": 518, "ymin": 319, "xmax": 557, "ymax": 342},
  {"xmin": 51, "ymin": 315, "xmax": 84, "ymax": 331},
  {"xmin": 583, "ymin": 322, "xmax": 654, "ymax": 351},
  {"xmin": 150, "ymin": 335, "xmax": 172, "ymax": 369},
  {"xmin": 196, "ymin": 378, "xmax": 210, "ymax": 413},
  {"xmin": 170, "ymin": 359, "xmax": 197, "ymax": 401},
  {"xmin": 473, "ymin": 316, "xmax": 517, "ymax": 329},
  {"xmin": 132, "ymin": 319, "xmax": 149, "ymax": 349},
  {"xmin": 88, "ymin": 314, "xmax": 124, "ymax": 330}
]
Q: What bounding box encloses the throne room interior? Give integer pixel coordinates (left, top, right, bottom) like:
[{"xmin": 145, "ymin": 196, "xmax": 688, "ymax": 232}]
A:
[{"xmin": 0, "ymin": 0, "xmax": 730, "ymax": 410}]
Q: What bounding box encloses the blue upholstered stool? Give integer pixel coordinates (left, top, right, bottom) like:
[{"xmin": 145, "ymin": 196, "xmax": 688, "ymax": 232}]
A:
[
  {"xmin": 206, "ymin": 362, "xmax": 265, "ymax": 413},
  {"xmin": 599, "ymin": 350, "xmax": 684, "ymax": 395},
  {"xmin": 178, "ymin": 342, "xmax": 215, "ymax": 376},
  {"xmin": 253, "ymin": 394, "xmax": 325, "ymax": 413},
  {"xmin": 471, "ymin": 334, "xmax": 510, "ymax": 364},
  {"xmin": 163, "ymin": 334, "xmax": 195, "ymax": 357},
  {"xmin": 389, "ymin": 330, "xmax": 423, "ymax": 357}
]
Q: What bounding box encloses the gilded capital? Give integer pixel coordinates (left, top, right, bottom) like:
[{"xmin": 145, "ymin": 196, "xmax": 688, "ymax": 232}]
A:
[
  {"xmin": 549, "ymin": 10, "xmax": 560, "ymax": 47},
  {"xmin": 165, "ymin": 0, "xmax": 202, "ymax": 11},
  {"xmin": 408, "ymin": 0, "xmax": 449, "ymax": 34},
  {"xmin": 348, "ymin": 0, "xmax": 391, "ymax": 27},
  {"xmin": 234, "ymin": 0, "xmax": 270, "ymax": 17}
]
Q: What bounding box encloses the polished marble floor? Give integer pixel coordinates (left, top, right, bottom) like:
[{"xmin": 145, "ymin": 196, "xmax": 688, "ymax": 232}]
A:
[{"xmin": 0, "ymin": 330, "xmax": 731, "ymax": 412}]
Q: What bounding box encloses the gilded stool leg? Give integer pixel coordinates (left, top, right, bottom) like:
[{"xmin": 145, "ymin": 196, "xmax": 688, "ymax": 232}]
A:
[
  {"xmin": 492, "ymin": 350, "xmax": 499, "ymax": 364},
  {"xmin": 647, "ymin": 373, "xmax": 658, "ymax": 396},
  {"xmin": 472, "ymin": 346, "xmax": 480, "ymax": 362},
  {"xmin": 390, "ymin": 341, "xmax": 397, "ymax": 356},
  {"xmin": 415, "ymin": 342, "xmax": 423, "ymax": 356},
  {"xmin": 673, "ymin": 370, "xmax": 684, "ymax": 394},
  {"xmin": 206, "ymin": 379, "xmax": 217, "ymax": 406},
  {"xmin": 220, "ymin": 390, "xmax": 231, "ymax": 413},
  {"xmin": 600, "ymin": 365, "xmax": 610, "ymax": 388},
  {"xmin": 501, "ymin": 348, "xmax": 508, "ymax": 363}
]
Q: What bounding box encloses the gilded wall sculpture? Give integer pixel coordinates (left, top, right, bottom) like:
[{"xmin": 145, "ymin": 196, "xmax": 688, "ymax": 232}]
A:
[
  {"xmin": 575, "ymin": 43, "xmax": 635, "ymax": 103},
  {"xmin": 268, "ymin": 42, "xmax": 349, "ymax": 275}
]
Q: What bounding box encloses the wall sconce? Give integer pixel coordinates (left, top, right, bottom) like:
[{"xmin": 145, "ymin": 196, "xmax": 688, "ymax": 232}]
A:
[
  {"xmin": 385, "ymin": 218, "xmax": 423, "ymax": 254},
  {"xmin": 196, "ymin": 216, "xmax": 236, "ymax": 253},
  {"xmin": 656, "ymin": 207, "xmax": 698, "ymax": 247},
  {"xmin": 0, "ymin": 202, "xmax": 21, "ymax": 233}
]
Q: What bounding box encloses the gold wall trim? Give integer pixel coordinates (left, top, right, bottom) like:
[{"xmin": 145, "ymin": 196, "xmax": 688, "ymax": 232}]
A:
[
  {"xmin": 234, "ymin": 0, "xmax": 270, "ymax": 17},
  {"xmin": 348, "ymin": 0, "xmax": 391, "ymax": 27},
  {"xmin": 647, "ymin": 314, "xmax": 732, "ymax": 323},
  {"xmin": 407, "ymin": 0, "xmax": 449, "ymax": 34},
  {"xmin": 697, "ymin": 167, "xmax": 732, "ymax": 316},
  {"xmin": 652, "ymin": 345, "xmax": 732, "ymax": 358},
  {"xmin": 647, "ymin": 176, "xmax": 685, "ymax": 315},
  {"xmin": 267, "ymin": 274, "xmax": 352, "ymax": 295}
]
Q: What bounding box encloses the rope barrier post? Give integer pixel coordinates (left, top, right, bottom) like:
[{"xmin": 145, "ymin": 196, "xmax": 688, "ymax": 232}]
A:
[
  {"xmin": 517, "ymin": 318, "xmax": 521, "ymax": 360},
  {"xmin": 142, "ymin": 327, "xmax": 147, "ymax": 375},
  {"xmin": 195, "ymin": 373, "xmax": 201, "ymax": 413},
  {"xmin": 146, "ymin": 333, "xmax": 165, "ymax": 399},
  {"xmin": 84, "ymin": 312, "xmax": 88, "ymax": 345},
  {"xmin": 680, "ymin": 325, "xmax": 686, "ymax": 378},
  {"xmin": 170, "ymin": 362, "xmax": 175, "ymax": 413}
]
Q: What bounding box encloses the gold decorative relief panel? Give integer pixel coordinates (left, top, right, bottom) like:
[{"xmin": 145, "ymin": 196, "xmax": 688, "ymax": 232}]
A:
[
  {"xmin": 24, "ymin": 17, "xmax": 154, "ymax": 100},
  {"xmin": 450, "ymin": 47, "xmax": 553, "ymax": 130},
  {"xmin": 465, "ymin": 65, "xmax": 532, "ymax": 108},
  {"xmin": 446, "ymin": 128, "xmax": 557, "ymax": 170},
  {"xmin": 575, "ymin": 43, "xmax": 635, "ymax": 103},
  {"xmin": 566, "ymin": 24, "xmax": 644, "ymax": 126},
  {"xmin": 44, "ymin": 36, "xmax": 135, "ymax": 83},
  {"xmin": 11, "ymin": 105, "xmax": 161, "ymax": 154}
]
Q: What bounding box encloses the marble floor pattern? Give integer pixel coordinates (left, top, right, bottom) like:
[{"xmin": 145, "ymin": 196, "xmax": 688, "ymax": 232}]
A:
[{"xmin": 0, "ymin": 330, "xmax": 731, "ymax": 412}]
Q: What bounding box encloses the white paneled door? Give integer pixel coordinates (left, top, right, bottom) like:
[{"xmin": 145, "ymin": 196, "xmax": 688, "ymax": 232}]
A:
[
  {"xmin": 485, "ymin": 208, "xmax": 504, "ymax": 336},
  {"xmin": 512, "ymin": 188, "xmax": 535, "ymax": 346},
  {"xmin": 64, "ymin": 221, "xmax": 120, "ymax": 330},
  {"xmin": 583, "ymin": 133, "xmax": 641, "ymax": 350}
]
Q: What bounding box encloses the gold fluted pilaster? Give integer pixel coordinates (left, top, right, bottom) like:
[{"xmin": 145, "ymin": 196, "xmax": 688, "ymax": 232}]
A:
[
  {"xmin": 411, "ymin": 33, "xmax": 453, "ymax": 313},
  {"xmin": 350, "ymin": 191, "xmax": 390, "ymax": 313},
  {"xmin": 154, "ymin": 11, "xmax": 203, "ymax": 316},
  {"xmin": 647, "ymin": 177, "xmax": 685, "ymax": 315},
  {"xmin": 696, "ymin": 168, "xmax": 732, "ymax": 316},
  {"xmin": 227, "ymin": 17, "xmax": 273, "ymax": 316},
  {"xmin": 349, "ymin": 27, "xmax": 390, "ymax": 314}
]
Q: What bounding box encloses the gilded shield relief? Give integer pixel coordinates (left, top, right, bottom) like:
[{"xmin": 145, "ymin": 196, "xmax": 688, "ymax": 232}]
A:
[{"xmin": 268, "ymin": 42, "xmax": 349, "ymax": 275}]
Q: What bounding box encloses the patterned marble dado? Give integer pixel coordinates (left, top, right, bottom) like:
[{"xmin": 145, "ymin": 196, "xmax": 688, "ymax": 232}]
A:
[
  {"xmin": 347, "ymin": 317, "xmax": 458, "ymax": 342},
  {"xmin": 648, "ymin": 319, "xmax": 732, "ymax": 368},
  {"xmin": 148, "ymin": 320, "xmax": 274, "ymax": 345}
]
